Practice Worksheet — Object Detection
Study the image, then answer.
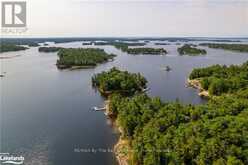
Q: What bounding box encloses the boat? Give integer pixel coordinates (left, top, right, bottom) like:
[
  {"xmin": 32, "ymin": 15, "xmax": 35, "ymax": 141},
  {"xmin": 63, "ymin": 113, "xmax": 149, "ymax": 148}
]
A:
[
  {"xmin": 91, "ymin": 106, "xmax": 106, "ymax": 111},
  {"xmin": 161, "ymin": 65, "xmax": 172, "ymax": 71},
  {"xmin": 142, "ymin": 87, "xmax": 150, "ymax": 92}
]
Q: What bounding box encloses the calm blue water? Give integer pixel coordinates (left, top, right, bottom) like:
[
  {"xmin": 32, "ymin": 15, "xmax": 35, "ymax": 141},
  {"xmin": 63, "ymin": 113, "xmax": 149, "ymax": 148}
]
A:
[{"xmin": 1, "ymin": 41, "xmax": 248, "ymax": 165}]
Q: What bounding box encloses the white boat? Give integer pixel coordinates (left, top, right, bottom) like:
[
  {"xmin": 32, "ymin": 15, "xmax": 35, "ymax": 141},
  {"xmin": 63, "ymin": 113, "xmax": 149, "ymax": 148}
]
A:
[{"xmin": 92, "ymin": 106, "xmax": 106, "ymax": 111}]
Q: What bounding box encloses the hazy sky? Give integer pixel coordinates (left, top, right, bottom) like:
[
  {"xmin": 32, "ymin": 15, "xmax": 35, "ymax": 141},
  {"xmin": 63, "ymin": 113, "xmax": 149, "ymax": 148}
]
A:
[{"xmin": 2, "ymin": 0, "xmax": 248, "ymax": 37}]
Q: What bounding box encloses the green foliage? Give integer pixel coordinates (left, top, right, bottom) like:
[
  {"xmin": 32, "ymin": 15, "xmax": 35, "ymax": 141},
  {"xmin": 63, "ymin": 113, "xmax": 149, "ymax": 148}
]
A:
[
  {"xmin": 126, "ymin": 48, "xmax": 167, "ymax": 55},
  {"xmin": 178, "ymin": 44, "xmax": 207, "ymax": 55},
  {"xmin": 56, "ymin": 48, "xmax": 116, "ymax": 69},
  {"xmin": 104, "ymin": 64, "xmax": 248, "ymax": 165},
  {"xmin": 92, "ymin": 67, "xmax": 147, "ymax": 96},
  {"xmin": 38, "ymin": 47, "xmax": 62, "ymax": 52},
  {"xmin": 189, "ymin": 61, "xmax": 248, "ymax": 96},
  {"xmin": 109, "ymin": 93, "xmax": 248, "ymax": 165},
  {"xmin": 200, "ymin": 43, "xmax": 248, "ymax": 53},
  {"xmin": 0, "ymin": 43, "xmax": 28, "ymax": 53}
]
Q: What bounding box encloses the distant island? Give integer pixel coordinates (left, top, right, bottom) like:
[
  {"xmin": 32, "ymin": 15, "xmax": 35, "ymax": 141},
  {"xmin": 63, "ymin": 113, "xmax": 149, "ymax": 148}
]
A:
[
  {"xmin": 112, "ymin": 42, "xmax": 167, "ymax": 55},
  {"xmin": 38, "ymin": 47, "xmax": 62, "ymax": 52},
  {"xmin": 56, "ymin": 48, "xmax": 116, "ymax": 69},
  {"xmin": 27, "ymin": 42, "xmax": 40, "ymax": 47},
  {"xmin": 91, "ymin": 41, "xmax": 167, "ymax": 55},
  {"xmin": 0, "ymin": 43, "xmax": 28, "ymax": 53},
  {"xmin": 154, "ymin": 43, "xmax": 170, "ymax": 45},
  {"xmin": 199, "ymin": 43, "xmax": 248, "ymax": 53},
  {"xmin": 178, "ymin": 44, "xmax": 207, "ymax": 55},
  {"xmin": 126, "ymin": 47, "xmax": 167, "ymax": 55},
  {"xmin": 82, "ymin": 42, "xmax": 93, "ymax": 45}
]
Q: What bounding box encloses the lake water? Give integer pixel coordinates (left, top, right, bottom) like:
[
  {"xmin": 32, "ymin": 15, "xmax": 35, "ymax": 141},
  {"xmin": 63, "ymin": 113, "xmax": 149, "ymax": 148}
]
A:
[{"xmin": 1, "ymin": 40, "xmax": 248, "ymax": 165}]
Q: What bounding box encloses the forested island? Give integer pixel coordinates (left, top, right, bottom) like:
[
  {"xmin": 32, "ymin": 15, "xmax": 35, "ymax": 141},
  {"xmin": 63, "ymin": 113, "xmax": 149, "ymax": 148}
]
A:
[
  {"xmin": 56, "ymin": 48, "xmax": 116, "ymax": 69},
  {"xmin": 189, "ymin": 61, "xmax": 248, "ymax": 96},
  {"xmin": 178, "ymin": 44, "xmax": 207, "ymax": 55},
  {"xmin": 38, "ymin": 47, "xmax": 62, "ymax": 52},
  {"xmin": 92, "ymin": 67, "xmax": 147, "ymax": 96},
  {"xmin": 27, "ymin": 42, "xmax": 40, "ymax": 47},
  {"xmin": 126, "ymin": 47, "xmax": 167, "ymax": 55},
  {"xmin": 199, "ymin": 43, "xmax": 248, "ymax": 53},
  {"xmin": 93, "ymin": 63, "xmax": 248, "ymax": 165},
  {"xmin": 93, "ymin": 42, "xmax": 146, "ymax": 51},
  {"xmin": 154, "ymin": 43, "xmax": 170, "ymax": 45},
  {"xmin": 82, "ymin": 42, "xmax": 93, "ymax": 45},
  {"xmin": 0, "ymin": 43, "xmax": 28, "ymax": 53},
  {"xmin": 112, "ymin": 43, "xmax": 167, "ymax": 55}
]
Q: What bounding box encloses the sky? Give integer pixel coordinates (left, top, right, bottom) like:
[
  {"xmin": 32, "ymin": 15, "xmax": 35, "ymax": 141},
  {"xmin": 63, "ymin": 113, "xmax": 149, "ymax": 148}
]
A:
[{"xmin": 1, "ymin": 0, "xmax": 248, "ymax": 37}]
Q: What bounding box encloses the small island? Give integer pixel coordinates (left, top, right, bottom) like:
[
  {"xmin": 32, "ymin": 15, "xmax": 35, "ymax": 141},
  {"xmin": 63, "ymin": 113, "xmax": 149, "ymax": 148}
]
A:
[
  {"xmin": 199, "ymin": 43, "xmax": 248, "ymax": 53},
  {"xmin": 38, "ymin": 47, "xmax": 62, "ymax": 52},
  {"xmin": 56, "ymin": 48, "xmax": 116, "ymax": 69},
  {"xmin": 110, "ymin": 42, "xmax": 146, "ymax": 51},
  {"xmin": 0, "ymin": 43, "xmax": 28, "ymax": 53},
  {"xmin": 92, "ymin": 67, "xmax": 147, "ymax": 96},
  {"xmin": 82, "ymin": 42, "xmax": 93, "ymax": 45},
  {"xmin": 178, "ymin": 44, "xmax": 207, "ymax": 55},
  {"xmin": 154, "ymin": 43, "xmax": 170, "ymax": 45}
]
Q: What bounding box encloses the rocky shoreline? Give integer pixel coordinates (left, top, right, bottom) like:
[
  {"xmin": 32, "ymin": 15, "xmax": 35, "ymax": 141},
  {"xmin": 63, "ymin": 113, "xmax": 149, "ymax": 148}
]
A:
[
  {"xmin": 187, "ymin": 79, "xmax": 209, "ymax": 98},
  {"xmin": 104, "ymin": 100, "xmax": 130, "ymax": 165}
]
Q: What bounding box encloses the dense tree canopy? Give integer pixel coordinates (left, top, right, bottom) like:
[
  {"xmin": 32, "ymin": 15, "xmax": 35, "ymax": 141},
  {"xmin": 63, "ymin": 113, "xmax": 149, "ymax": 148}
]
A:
[
  {"xmin": 98, "ymin": 63, "xmax": 248, "ymax": 165},
  {"xmin": 126, "ymin": 48, "xmax": 167, "ymax": 55},
  {"xmin": 92, "ymin": 67, "xmax": 147, "ymax": 95},
  {"xmin": 109, "ymin": 93, "xmax": 248, "ymax": 165},
  {"xmin": 38, "ymin": 47, "xmax": 62, "ymax": 52},
  {"xmin": 178, "ymin": 44, "xmax": 207, "ymax": 55},
  {"xmin": 189, "ymin": 61, "xmax": 248, "ymax": 95},
  {"xmin": 56, "ymin": 48, "xmax": 116, "ymax": 69}
]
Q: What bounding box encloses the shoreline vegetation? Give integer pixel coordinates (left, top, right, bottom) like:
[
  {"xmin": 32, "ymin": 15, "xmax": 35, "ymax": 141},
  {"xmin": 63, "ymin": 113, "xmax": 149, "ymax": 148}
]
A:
[
  {"xmin": 56, "ymin": 48, "xmax": 116, "ymax": 69},
  {"xmin": 93, "ymin": 62, "xmax": 248, "ymax": 165},
  {"xmin": 189, "ymin": 61, "xmax": 248, "ymax": 96},
  {"xmin": 178, "ymin": 44, "xmax": 207, "ymax": 55},
  {"xmin": 0, "ymin": 43, "xmax": 28, "ymax": 53},
  {"xmin": 199, "ymin": 43, "xmax": 248, "ymax": 53},
  {"xmin": 38, "ymin": 47, "xmax": 62, "ymax": 52}
]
